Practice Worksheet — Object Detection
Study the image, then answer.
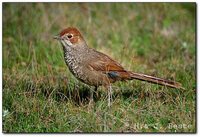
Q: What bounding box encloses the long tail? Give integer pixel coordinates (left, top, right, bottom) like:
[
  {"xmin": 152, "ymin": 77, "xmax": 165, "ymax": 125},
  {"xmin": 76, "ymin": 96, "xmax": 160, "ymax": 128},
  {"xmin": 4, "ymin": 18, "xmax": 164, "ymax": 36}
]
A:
[{"xmin": 128, "ymin": 71, "xmax": 184, "ymax": 89}]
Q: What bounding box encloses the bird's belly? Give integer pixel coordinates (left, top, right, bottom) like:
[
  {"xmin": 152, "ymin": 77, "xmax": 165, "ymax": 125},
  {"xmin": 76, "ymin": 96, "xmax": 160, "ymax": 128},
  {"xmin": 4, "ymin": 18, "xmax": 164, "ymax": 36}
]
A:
[
  {"xmin": 64, "ymin": 56, "xmax": 114, "ymax": 87},
  {"xmin": 78, "ymin": 70, "xmax": 114, "ymax": 87},
  {"xmin": 66, "ymin": 61, "xmax": 83, "ymax": 79},
  {"xmin": 64, "ymin": 58, "xmax": 90, "ymax": 84},
  {"xmin": 67, "ymin": 64, "xmax": 108, "ymax": 86}
]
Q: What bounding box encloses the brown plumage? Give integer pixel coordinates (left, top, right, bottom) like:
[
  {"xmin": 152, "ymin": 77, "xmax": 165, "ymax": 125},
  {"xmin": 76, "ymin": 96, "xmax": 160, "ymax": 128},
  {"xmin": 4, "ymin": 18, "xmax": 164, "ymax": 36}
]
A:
[{"xmin": 54, "ymin": 27, "xmax": 183, "ymax": 106}]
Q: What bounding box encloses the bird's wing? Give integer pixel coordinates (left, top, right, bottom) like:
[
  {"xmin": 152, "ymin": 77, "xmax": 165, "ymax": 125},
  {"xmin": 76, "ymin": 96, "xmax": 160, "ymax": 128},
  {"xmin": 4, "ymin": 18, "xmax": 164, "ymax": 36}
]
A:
[{"xmin": 88, "ymin": 50, "xmax": 126, "ymax": 72}]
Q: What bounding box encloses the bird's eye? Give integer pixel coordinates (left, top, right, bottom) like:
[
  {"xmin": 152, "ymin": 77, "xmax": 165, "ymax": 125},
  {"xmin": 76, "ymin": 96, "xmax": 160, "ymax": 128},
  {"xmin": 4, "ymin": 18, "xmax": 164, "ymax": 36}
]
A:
[{"xmin": 67, "ymin": 34, "xmax": 73, "ymax": 39}]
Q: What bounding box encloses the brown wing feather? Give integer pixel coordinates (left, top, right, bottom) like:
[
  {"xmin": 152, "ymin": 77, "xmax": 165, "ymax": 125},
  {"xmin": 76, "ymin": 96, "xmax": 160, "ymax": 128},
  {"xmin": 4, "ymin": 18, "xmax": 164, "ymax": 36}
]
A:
[
  {"xmin": 87, "ymin": 49, "xmax": 183, "ymax": 89},
  {"xmin": 88, "ymin": 50, "xmax": 126, "ymax": 72}
]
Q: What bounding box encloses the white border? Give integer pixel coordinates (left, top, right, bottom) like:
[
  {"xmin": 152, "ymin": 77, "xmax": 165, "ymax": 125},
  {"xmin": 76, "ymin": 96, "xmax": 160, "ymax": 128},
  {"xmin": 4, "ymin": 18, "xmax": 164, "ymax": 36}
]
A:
[{"xmin": 0, "ymin": 0, "xmax": 198, "ymax": 2}]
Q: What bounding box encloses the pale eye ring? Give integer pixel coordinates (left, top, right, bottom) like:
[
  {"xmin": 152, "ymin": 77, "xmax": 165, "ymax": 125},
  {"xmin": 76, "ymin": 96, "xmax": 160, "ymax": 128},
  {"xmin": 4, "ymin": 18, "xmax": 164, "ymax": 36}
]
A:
[{"xmin": 67, "ymin": 34, "xmax": 73, "ymax": 39}]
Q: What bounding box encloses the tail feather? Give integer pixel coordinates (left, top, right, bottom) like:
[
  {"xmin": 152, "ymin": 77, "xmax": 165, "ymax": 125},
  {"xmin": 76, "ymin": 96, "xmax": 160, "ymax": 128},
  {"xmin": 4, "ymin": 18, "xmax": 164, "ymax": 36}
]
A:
[{"xmin": 129, "ymin": 72, "xmax": 184, "ymax": 89}]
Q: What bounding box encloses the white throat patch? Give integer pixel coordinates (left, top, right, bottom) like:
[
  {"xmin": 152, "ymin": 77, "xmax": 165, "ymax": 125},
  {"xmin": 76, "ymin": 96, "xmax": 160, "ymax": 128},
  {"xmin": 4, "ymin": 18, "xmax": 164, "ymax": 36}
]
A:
[
  {"xmin": 65, "ymin": 39, "xmax": 73, "ymax": 46},
  {"xmin": 61, "ymin": 39, "xmax": 73, "ymax": 47}
]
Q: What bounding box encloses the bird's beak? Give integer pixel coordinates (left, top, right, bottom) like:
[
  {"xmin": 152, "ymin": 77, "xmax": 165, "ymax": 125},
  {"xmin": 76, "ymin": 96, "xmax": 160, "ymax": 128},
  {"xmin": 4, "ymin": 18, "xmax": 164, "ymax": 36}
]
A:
[{"xmin": 53, "ymin": 35, "xmax": 61, "ymax": 40}]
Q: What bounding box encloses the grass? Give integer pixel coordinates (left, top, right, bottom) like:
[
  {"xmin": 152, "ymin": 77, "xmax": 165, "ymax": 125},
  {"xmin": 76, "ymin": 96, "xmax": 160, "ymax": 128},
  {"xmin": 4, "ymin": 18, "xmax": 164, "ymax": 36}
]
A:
[{"xmin": 2, "ymin": 3, "xmax": 196, "ymax": 133}]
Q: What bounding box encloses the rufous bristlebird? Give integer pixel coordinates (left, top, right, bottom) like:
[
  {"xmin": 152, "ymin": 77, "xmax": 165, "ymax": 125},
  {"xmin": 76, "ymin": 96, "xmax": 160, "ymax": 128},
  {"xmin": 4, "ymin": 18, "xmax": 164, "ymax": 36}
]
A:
[{"xmin": 54, "ymin": 27, "xmax": 183, "ymax": 107}]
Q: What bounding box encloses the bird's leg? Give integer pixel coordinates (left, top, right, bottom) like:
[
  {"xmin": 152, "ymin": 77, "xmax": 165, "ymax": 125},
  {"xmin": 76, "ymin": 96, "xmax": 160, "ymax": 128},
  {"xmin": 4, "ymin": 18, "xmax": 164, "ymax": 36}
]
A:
[
  {"xmin": 107, "ymin": 85, "xmax": 112, "ymax": 107},
  {"xmin": 89, "ymin": 88, "xmax": 94, "ymax": 105},
  {"xmin": 90, "ymin": 89, "xmax": 94, "ymax": 102},
  {"xmin": 89, "ymin": 86, "xmax": 97, "ymax": 106}
]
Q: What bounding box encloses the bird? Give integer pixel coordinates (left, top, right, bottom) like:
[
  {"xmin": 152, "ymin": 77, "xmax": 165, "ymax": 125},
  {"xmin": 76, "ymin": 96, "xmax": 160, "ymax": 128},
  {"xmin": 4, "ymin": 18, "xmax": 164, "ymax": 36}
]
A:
[{"xmin": 54, "ymin": 27, "xmax": 183, "ymax": 107}]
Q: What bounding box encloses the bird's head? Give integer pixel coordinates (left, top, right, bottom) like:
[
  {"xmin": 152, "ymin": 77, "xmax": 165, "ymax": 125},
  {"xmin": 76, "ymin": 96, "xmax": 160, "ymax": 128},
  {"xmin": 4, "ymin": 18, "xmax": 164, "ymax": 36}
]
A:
[{"xmin": 54, "ymin": 27, "xmax": 86, "ymax": 48}]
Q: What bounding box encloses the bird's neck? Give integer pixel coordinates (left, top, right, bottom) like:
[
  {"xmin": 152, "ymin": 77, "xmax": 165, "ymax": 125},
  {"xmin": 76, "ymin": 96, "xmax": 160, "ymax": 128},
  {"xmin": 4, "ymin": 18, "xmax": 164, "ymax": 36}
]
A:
[
  {"xmin": 62, "ymin": 42, "xmax": 90, "ymax": 62},
  {"xmin": 62, "ymin": 42, "xmax": 88, "ymax": 54}
]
